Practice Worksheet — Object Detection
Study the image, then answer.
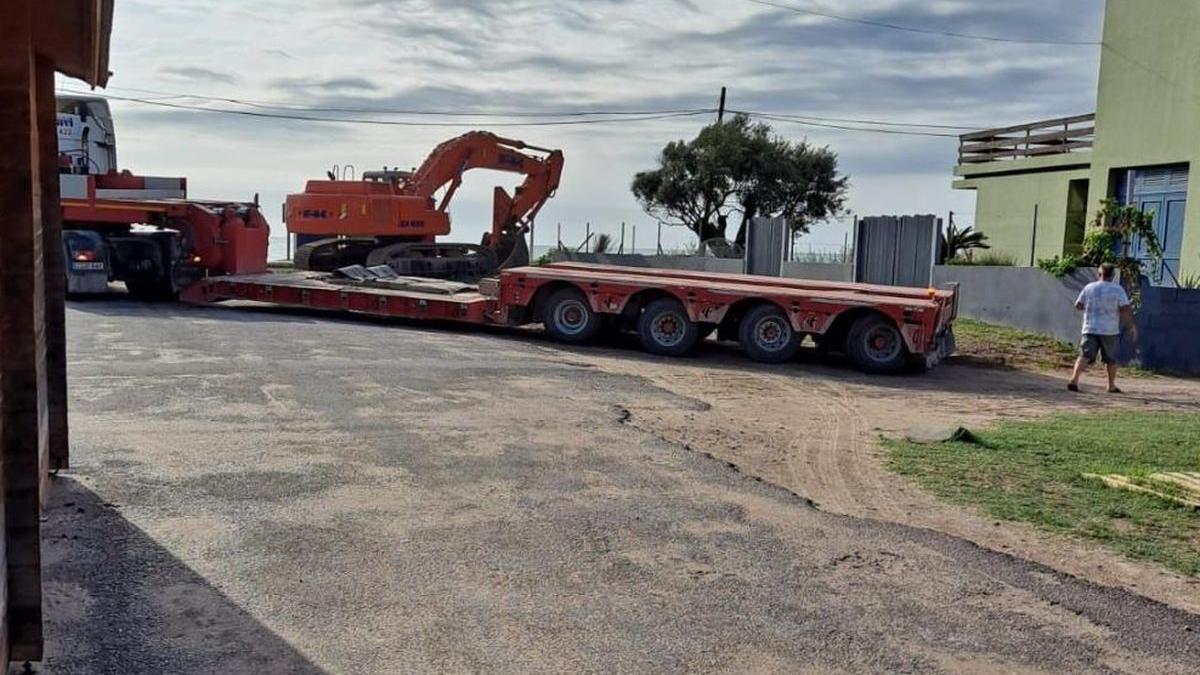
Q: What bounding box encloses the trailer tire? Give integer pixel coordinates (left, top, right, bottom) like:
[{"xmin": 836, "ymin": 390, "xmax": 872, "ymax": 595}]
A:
[
  {"xmin": 638, "ymin": 298, "xmax": 699, "ymax": 357},
  {"xmin": 541, "ymin": 288, "xmax": 601, "ymax": 344},
  {"xmin": 846, "ymin": 314, "xmax": 908, "ymax": 374},
  {"xmin": 739, "ymin": 304, "xmax": 801, "ymax": 364}
]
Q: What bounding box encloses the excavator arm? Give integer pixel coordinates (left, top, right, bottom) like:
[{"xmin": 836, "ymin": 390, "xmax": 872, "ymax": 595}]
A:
[{"xmin": 405, "ymin": 131, "xmax": 564, "ymax": 245}]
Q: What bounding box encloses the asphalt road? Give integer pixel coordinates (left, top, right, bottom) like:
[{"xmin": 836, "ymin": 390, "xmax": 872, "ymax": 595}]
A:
[{"xmin": 32, "ymin": 299, "xmax": 1200, "ymax": 673}]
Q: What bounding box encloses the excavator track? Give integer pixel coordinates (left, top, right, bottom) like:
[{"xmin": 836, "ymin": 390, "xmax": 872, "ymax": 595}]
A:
[
  {"xmin": 293, "ymin": 237, "xmax": 380, "ymax": 272},
  {"xmin": 364, "ymin": 242, "xmax": 500, "ymax": 280}
]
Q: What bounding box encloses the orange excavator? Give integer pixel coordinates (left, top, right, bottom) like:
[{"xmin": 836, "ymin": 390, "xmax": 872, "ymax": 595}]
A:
[{"xmin": 285, "ymin": 131, "xmax": 564, "ymax": 278}]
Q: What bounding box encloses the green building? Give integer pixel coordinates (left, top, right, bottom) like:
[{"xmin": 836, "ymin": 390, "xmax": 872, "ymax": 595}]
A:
[{"xmin": 954, "ymin": 0, "xmax": 1199, "ymax": 284}]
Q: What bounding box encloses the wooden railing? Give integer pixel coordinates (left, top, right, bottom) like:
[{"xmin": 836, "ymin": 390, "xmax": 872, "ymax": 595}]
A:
[{"xmin": 959, "ymin": 113, "xmax": 1095, "ymax": 164}]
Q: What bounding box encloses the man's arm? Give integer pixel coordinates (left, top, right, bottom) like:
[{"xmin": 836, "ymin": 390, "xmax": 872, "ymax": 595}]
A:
[{"xmin": 1074, "ymin": 290, "xmax": 1086, "ymax": 311}]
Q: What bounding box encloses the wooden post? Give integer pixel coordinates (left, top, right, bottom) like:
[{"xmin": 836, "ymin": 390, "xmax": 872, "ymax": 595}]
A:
[
  {"xmin": 631, "ymin": 226, "xmax": 637, "ymax": 255},
  {"xmin": 1031, "ymin": 204, "xmax": 1040, "ymax": 267},
  {"xmin": 585, "ymin": 222, "xmax": 591, "ymax": 253},
  {"xmin": 37, "ymin": 58, "xmax": 68, "ymax": 475},
  {"xmin": 657, "ymin": 222, "xmax": 663, "ymax": 255},
  {"xmin": 619, "ymin": 222, "xmax": 626, "ymax": 255},
  {"xmin": 0, "ymin": 3, "xmax": 48, "ymax": 658}
]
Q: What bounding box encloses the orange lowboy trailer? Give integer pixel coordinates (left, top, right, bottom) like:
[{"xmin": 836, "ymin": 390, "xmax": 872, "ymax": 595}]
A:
[{"xmin": 182, "ymin": 262, "xmax": 958, "ymax": 374}]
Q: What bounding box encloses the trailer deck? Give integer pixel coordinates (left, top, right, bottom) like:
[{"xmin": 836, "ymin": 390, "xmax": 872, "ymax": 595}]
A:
[{"xmin": 183, "ymin": 263, "xmax": 958, "ymax": 373}]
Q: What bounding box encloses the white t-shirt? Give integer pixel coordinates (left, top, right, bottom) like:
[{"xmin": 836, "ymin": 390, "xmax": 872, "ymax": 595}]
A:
[{"xmin": 1076, "ymin": 281, "xmax": 1130, "ymax": 336}]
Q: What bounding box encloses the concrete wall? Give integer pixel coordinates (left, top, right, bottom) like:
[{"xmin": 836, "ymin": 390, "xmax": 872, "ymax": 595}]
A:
[
  {"xmin": 549, "ymin": 251, "xmax": 853, "ymax": 282},
  {"xmin": 955, "ymin": 163, "xmax": 1092, "ymax": 264},
  {"xmin": 1090, "ymin": 0, "xmax": 1200, "ymax": 277},
  {"xmin": 1136, "ymin": 282, "xmax": 1200, "ymax": 374},
  {"xmin": 933, "ymin": 266, "xmax": 1095, "ymax": 343},
  {"xmin": 782, "ymin": 260, "xmax": 853, "ymax": 282}
]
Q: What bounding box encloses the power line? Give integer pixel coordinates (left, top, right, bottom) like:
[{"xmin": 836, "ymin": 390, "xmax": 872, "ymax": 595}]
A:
[
  {"xmin": 738, "ymin": 111, "xmax": 962, "ymax": 137},
  {"xmin": 84, "ymin": 84, "xmax": 712, "ymax": 118},
  {"xmin": 745, "ymin": 0, "xmax": 1101, "ymax": 46},
  {"xmin": 744, "ymin": 110, "xmax": 979, "ymax": 131},
  {"xmin": 56, "ymin": 89, "xmax": 716, "ymax": 127},
  {"xmin": 64, "ymin": 83, "xmax": 984, "ymax": 133}
]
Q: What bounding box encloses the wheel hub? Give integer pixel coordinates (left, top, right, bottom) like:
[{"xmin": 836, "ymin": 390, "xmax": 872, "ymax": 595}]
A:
[
  {"xmin": 756, "ymin": 318, "xmax": 790, "ymax": 351},
  {"xmin": 651, "ymin": 313, "xmax": 686, "ymax": 346},
  {"xmin": 554, "ymin": 301, "xmax": 589, "ymax": 335}
]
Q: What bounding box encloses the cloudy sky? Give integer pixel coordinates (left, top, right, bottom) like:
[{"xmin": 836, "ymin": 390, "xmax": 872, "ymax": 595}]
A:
[{"xmin": 61, "ymin": 0, "xmax": 1106, "ymax": 257}]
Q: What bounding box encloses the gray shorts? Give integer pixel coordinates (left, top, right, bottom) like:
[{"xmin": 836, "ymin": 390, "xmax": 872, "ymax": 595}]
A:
[{"xmin": 1081, "ymin": 334, "xmax": 1119, "ymax": 365}]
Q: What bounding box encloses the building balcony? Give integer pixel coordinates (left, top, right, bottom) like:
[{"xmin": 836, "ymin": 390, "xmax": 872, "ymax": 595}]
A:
[{"xmin": 958, "ymin": 114, "xmax": 1096, "ymax": 165}]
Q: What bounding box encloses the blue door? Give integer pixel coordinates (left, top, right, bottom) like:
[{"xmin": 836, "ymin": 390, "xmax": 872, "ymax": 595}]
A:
[{"xmin": 1127, "ymin": 165, "xmax": 1188, "ymax": 287}]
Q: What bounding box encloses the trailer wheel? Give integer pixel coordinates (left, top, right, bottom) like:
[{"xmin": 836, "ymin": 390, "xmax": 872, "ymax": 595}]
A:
[
  {"xmin": 638, "ymin": 298, "xmax": 699, "ymax": 357},
  {"xmin": 541, "ymin": 288, "xmax": 600, "ymax": 344},
  {"xmin": 739, "ymin": 304, "xmax": 801, "ymax": 364},
  {"xmin": 846, "ymin": 314, "xmax": 908, "ymax": 374}
]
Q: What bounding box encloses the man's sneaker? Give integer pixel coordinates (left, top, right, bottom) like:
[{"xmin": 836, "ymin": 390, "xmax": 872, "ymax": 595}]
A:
[{"xmin": 1067, "ymin": 383, "xmax": 1080, "ymax": 392}]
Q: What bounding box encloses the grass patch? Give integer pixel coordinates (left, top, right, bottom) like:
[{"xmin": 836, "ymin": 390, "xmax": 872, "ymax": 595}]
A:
[
  {"xmin": 953, "ymin": 319, "xmax": 1079, "ymax": 371},
  {"xmin": 886, "ymin": 412, "xmax": 1200, "ymax": 575},
  {"xmin": 952, "ymin": 319, "xmax": 1156, "ymax": 377}
]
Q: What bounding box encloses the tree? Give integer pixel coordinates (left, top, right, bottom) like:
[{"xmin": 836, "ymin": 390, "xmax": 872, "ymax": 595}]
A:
[
  {"xmin": 943, "ymin": 221, "xmax": 991, "ymax": 261},
  {"xmin": 632, "ymin": 114, "xmax": 848, "ymax": 244}
]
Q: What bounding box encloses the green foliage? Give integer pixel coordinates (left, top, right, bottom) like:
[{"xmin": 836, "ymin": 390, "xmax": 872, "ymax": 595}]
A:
[
  {"xmin": 632, "ymin": 114, "xmax": 849, "ymax": 244},
  {"xmin": 946, "ymin": 252, "xmax": 1016, "ymax": 267},
  {"xmin": 942, "ymin": 222, "xmax": 990, "ymax": 261},
  {"xmin": 1037, "ymin": 254, "xmax": 1083, "ymax": 277},
  {"xmin": 886, "ymin": 412, "xmax": 1200, "ymax": 575},
  {"xmin": 1038, "ymin": 199, "xmax": 1162, "ymax": 306},
  {"xmin": 593, "ymin": 233, "xmax": 613, "ymax": 254},
  {"xmin": 533, "ymin": 252, "xmax": 554, "ymax": 266}
]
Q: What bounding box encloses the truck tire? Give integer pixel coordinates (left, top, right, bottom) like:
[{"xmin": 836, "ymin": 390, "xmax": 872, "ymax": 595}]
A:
[
  {"xmin": 541, "ymin": 287, "xmax": 601, "ymax": 344},
  {"xmin": 638, "ymin": 297, "xmax": 699, "ymax": 357},
  {"xmin": 846, "ymin": 314, "xmax": 908, "ymax": 374},
  {"xmin": 739, "ymin": 304, "xmax": 801, "ymax": 364}
]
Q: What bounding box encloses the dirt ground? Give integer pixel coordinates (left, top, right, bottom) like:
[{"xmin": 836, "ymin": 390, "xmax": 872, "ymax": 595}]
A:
[
  {"xmin": 30, "ymin": 301, "xmax": 1200, "ymax": 673},
  {"xmin": 571, "ymin": 342, "xmax": 1200, "ymax": 615}
]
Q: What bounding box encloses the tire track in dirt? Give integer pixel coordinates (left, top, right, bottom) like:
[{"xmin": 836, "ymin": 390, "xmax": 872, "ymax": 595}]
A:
[{"xmin": 559, "ymin": 349, "xmax": 1200, "ymax": 615}]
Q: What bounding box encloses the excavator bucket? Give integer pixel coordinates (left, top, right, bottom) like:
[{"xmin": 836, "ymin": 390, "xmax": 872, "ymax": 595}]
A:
[{"xmin": 499, "ymin": 230, "xmax": 530, "ymax": 270}]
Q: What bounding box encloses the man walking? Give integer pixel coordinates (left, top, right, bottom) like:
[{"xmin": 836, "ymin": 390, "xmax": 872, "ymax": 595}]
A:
[{"xmin": 1068, "ymin": 263, "xmax": 1135, "ymax": 393}]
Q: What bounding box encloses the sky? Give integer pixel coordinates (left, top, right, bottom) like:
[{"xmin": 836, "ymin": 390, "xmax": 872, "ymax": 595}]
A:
[{"xmin": 60, "ymin": 0, "xmax": 1107, "ymax": 258}]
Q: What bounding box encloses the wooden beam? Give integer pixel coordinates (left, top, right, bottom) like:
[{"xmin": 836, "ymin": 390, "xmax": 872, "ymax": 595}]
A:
[
  {"xmin": 960, "ymin": 127, "xmax": 1096, "ymax": 154},
  {"xmin": 32, "ymin": 0, "xmax": 114, "ymax": 87},
  {"xmin": 37, "ymin": 57, "xmax": 69, "ymax": 475},
  {"xmin": 0, "ymin": 0, "xmax": 47, "ymax": 661}
]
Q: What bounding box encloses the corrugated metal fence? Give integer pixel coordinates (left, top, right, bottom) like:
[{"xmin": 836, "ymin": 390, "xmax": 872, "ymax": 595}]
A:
[{"xmin": 854, "ymin": 215, "xmax": 942, "ymax": 288}]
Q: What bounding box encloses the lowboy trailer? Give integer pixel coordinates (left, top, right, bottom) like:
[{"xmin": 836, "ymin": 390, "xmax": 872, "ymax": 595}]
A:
[{"xmin": 182, "ymin": 262, "xmax": 958, "ymax": 374}]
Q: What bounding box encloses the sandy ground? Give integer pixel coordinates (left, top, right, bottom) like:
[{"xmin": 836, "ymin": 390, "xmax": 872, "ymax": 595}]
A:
[
  {"xmin": 572, "ymin": 342, "xmax": 1200, "ymax": 616},
  {"xmin": 25, "ymin": 300, "xmax": 1200, "ymax": 674}
]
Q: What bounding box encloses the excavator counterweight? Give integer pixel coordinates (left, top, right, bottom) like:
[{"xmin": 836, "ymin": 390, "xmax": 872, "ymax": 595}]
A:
[{"xmin": 285, "ymin": 132, "xmax": 563, "ymax": 278}]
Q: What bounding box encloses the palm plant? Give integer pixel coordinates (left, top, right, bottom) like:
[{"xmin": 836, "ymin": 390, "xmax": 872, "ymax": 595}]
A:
[{"xmin": 943, "ymin": 222, "xmax": 991, "ymax": 262}]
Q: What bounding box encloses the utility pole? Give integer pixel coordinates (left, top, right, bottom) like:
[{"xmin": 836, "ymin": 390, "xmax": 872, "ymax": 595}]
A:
[{"xmin": 717, "ymin": 86, "xmax": 727, "ymax": 124}]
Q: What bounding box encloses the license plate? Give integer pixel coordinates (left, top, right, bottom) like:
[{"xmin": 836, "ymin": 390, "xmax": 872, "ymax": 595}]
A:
[{"xmin": 71, "ymin": 262, "xmax": 105, "ymax": 271}]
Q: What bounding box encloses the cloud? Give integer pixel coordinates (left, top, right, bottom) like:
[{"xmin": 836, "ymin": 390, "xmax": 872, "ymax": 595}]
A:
[
  {"xmin": 106, "ymin": 0, "xmax": 1106, "ymax": 251},
  {"xmin": 157, "ymin": 65, "xmax": 241, "ymax": 85}
]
